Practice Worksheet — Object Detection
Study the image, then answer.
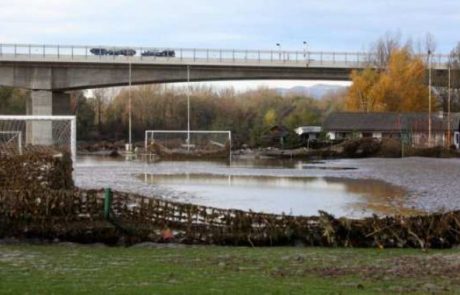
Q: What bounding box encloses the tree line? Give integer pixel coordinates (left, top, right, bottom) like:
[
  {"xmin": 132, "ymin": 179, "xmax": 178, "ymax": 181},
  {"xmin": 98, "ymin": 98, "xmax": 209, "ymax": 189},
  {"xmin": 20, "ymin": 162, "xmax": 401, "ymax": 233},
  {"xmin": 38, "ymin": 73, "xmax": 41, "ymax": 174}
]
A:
[{"xmin": 73, "ymin": 85, "xmax": 344, "ymax": 147}]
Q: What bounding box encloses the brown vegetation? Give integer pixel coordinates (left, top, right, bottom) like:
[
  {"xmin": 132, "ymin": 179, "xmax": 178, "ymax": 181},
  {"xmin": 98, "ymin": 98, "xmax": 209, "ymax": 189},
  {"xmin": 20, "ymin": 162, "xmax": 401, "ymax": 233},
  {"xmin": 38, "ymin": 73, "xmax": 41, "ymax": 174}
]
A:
[
  {"xmin": 73, "ymin": 85, "xmax": 345, "ymax": 148},
  {"xmin": 148, "ymin": 142, "xmax": 230, "ymax": 160},
  {"xmin": 0, "ymin": 152, "xmax": 73, "ymax": 190}
]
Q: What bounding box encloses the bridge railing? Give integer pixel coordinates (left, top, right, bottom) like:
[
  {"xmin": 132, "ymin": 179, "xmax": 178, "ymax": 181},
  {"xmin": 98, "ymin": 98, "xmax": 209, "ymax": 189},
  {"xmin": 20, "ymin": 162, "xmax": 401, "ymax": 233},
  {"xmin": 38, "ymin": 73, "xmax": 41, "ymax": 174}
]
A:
[{"xmin": 0, "ymin": 43, "xmax": 451, "ymax": 68}]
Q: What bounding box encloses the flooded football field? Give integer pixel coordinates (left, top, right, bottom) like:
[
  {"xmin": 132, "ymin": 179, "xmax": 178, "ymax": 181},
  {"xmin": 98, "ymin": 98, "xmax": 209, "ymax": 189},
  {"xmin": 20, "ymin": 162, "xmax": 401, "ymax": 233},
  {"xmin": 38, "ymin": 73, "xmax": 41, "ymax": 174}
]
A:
[{"xmin": 75, "ymin": 156, "xmax": 460, "ymax": 218}]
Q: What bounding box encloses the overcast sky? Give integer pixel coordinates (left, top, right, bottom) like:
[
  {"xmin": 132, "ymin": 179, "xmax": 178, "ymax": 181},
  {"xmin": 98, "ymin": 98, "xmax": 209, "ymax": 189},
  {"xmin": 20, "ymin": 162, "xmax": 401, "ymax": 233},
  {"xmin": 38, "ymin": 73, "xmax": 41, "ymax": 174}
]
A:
[{"xmin": 1, "ymin": 0, "xmax": 458, "ymax": 89}]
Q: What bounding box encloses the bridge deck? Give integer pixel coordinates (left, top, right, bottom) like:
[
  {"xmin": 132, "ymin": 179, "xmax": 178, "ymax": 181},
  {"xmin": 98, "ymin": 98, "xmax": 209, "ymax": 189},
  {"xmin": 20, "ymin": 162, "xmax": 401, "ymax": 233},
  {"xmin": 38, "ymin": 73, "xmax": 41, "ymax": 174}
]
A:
[{"xmin": 0, "ymin": 43, "xmax": 449, "ymax": 70}]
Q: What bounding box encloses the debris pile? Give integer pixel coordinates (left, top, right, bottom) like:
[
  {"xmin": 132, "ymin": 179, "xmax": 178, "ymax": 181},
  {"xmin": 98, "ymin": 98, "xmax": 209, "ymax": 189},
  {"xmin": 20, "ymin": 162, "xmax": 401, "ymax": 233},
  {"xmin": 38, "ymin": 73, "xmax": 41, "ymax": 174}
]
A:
[
  {"xmin": 0, "ymin": 152, "xmax": 73, "ymax": 190},
  {"xmin": 148, "ymin": 142, "xmax": 230, "ymax": 160},
  {"xmin": 1, "ymin": 187, "xmax": 459, "ymax": 248}
]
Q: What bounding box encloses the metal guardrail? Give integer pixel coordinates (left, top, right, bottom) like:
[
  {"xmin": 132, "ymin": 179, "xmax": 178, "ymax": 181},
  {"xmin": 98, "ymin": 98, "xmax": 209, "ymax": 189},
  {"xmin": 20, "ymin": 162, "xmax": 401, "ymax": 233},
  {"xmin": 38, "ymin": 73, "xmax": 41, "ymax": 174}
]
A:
[{"xmin": 0, "ymin": 43, "xmax": 451, "ymax": 69}]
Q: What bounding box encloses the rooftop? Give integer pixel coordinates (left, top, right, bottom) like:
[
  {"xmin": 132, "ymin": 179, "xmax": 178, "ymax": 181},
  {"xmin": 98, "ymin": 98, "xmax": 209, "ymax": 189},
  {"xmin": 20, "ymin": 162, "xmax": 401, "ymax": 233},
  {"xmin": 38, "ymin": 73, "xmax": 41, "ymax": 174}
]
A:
[{"xmin": 323, "ymin": 112, "xmax": 460, "ymax": 132}]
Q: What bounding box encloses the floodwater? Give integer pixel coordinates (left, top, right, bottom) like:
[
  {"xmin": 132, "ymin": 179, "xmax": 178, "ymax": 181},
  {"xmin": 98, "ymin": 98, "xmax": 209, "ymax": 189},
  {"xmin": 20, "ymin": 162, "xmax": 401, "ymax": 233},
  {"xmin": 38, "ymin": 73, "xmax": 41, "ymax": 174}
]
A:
[
  {"xmin": 137, "ymin": 173, "xmax": 407, "ymax": 217},
  {"xmin": 75, "ymin": 155, "xmax": 456, "ymax": 218}
]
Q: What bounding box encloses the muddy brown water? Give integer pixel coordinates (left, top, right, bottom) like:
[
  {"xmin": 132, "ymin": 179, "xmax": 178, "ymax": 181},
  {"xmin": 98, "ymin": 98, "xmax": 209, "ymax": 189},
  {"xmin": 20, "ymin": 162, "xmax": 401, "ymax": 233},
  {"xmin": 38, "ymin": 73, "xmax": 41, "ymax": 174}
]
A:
[
  {"xmin": 137, "ymin": 173, "xmax": 411, "ymax": 217},
  {"xmin": 76, "ymin": 156, "xmax": 420, "ymax": 218}
]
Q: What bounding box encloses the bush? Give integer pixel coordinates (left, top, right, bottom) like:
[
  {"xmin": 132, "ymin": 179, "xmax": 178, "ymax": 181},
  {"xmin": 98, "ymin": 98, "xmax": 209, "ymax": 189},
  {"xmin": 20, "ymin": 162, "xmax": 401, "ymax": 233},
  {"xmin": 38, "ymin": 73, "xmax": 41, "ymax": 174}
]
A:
[{"xmin": 342, "ymin": 138, "xmax": 381, "ymax": 158}]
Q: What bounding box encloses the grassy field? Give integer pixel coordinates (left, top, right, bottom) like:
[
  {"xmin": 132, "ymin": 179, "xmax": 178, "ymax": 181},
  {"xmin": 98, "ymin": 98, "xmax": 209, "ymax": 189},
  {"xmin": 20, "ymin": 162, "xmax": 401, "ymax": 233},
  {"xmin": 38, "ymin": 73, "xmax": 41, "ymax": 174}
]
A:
[{"xmin": 1, "ymin": 243, "xmax": 460, "ymax": 294}]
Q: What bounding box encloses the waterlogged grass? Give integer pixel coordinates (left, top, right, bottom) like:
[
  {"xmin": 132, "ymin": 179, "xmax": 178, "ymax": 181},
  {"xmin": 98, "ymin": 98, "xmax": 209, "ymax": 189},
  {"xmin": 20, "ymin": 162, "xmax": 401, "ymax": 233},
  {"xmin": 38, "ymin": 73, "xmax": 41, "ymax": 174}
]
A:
[{"xmin": 1, "ymin": 244, "xmax": 460, "ymax": 294}]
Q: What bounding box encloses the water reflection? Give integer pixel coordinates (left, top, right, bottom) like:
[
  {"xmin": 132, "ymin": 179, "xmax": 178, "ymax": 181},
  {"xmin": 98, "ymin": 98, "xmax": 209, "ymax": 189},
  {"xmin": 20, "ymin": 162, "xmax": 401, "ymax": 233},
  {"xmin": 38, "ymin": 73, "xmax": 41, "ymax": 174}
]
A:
[
  {"xmin": 137, "ymin": 173, "xmax": 412, "ymax": 218},
  {"xmin": 78, "ymin": 155, "xmax": 351, "ymax": 170}
]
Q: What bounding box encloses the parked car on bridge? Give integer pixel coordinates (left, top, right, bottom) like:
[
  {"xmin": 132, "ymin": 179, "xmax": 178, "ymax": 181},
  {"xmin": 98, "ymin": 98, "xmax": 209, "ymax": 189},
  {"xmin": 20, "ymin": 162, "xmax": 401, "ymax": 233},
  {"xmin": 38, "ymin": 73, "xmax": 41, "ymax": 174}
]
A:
[
  {"xmin": 141, "ymin": 50, "xmax": 175, "ymax": 57},
  {"xmin": 90, "ymin": 47, "xmax": 136, "ymax": 56}
]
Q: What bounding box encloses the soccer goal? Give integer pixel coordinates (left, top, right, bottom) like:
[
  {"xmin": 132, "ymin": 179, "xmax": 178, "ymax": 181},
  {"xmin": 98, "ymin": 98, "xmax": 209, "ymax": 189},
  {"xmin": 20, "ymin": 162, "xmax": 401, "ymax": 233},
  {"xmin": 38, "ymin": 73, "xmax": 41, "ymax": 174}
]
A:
[
  {"xmin": 144, "ymin": 130, "xmax": 232, "ymax": 159},
  {"xmin": 0, "ymin": 115, "xmax": 76, "ymax": 163}
]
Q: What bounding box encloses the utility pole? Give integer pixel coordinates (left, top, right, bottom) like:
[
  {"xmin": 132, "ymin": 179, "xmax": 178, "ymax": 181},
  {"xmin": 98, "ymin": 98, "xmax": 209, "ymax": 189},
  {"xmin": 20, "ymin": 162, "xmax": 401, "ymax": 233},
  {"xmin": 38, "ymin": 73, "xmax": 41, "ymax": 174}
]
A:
[{"xmin": 428, "ymin": 50, "xmax": 432, "ymax": 147}]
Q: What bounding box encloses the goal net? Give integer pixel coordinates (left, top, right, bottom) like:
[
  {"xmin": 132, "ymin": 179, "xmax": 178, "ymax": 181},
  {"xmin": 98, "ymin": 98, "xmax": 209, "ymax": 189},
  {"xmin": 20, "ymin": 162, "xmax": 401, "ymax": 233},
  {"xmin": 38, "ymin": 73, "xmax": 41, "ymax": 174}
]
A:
[
  {"xmin": 0, "ymin": 115, "xmax": 76, "ymax": 162},
  {"xmin": 145, "ymin": 130, "xmax": 231, "ymax": 159}
]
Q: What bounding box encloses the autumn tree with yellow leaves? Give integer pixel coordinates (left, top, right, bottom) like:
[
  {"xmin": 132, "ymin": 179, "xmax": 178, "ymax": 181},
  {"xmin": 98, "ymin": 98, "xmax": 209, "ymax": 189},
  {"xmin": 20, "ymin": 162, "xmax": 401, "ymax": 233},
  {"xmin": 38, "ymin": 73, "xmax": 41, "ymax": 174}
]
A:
[{"xmin": 346, "ymin": 48, "xmax": 437, "ymax": 112}]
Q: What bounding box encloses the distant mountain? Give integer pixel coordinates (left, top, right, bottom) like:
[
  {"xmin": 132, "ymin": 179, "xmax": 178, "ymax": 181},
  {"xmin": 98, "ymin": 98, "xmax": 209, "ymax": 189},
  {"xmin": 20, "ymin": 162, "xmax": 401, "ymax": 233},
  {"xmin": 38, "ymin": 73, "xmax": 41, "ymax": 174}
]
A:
[{"xmin": 275, "ymin": 84, "xmax": 348, "ymax": 99}]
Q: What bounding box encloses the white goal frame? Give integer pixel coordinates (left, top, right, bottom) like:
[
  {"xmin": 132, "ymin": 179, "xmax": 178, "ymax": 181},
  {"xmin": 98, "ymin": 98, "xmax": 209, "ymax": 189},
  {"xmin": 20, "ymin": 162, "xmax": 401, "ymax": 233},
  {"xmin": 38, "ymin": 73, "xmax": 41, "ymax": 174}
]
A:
[
  {"xmin": 145, "ymin": 130, "xmax": 232, "ymax": 158},
  {"xmin": 0, "ymin": 115, "xmax": 76, "ymax": 163}
]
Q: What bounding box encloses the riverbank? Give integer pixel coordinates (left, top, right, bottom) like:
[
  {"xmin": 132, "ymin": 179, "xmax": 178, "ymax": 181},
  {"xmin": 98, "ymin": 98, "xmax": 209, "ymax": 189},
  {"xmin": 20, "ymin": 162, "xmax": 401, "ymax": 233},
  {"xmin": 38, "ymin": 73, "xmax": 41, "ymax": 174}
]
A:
[{"xmin": 1, "ymin": 243, "xmax": 459, "ymax": 294}]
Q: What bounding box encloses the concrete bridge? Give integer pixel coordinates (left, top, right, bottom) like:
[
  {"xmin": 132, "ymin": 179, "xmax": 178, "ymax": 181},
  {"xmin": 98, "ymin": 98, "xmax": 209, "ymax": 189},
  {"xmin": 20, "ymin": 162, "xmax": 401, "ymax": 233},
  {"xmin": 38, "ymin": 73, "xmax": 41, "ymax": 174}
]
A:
[{"xmin": 0, "ymin": 43, "xmax": 452, "ymax": 116}]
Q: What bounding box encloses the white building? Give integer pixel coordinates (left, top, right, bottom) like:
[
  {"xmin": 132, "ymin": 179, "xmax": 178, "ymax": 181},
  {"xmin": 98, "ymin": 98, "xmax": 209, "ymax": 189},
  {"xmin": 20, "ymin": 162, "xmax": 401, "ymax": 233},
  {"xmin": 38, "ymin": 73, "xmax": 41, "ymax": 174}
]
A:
[{"xmin": 294, "ymin": 126, "xmax": 322, "ymax": 141}]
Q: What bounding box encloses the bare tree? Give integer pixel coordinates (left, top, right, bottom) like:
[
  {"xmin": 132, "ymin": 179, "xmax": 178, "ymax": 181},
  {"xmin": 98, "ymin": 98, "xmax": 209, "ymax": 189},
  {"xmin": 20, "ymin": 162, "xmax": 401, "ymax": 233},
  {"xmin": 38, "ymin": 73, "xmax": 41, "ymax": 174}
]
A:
[
  {"xmin": 369, "ymin": 31, "xmax": 402, "ymax": 68},
  {"xmin": 92, "ymin": 89, "xmax": 106, "ymax": 131},
  {"xmin": 424, "ymin": 32, "xmax": 437, "ymax": 55}
]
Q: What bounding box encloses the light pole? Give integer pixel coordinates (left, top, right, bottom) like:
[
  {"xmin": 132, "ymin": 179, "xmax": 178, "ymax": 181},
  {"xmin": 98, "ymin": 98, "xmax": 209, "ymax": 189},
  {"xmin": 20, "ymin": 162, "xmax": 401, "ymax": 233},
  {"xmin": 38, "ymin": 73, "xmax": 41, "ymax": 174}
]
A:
[
  {"xmin": 448, "ymin": 64, "xmax": 452, "ymax": 147},
  {"xmin": 303, "ymin": 41, "xmax": 309, "ymax": 66},
  {"xmin": 428, "ymin": 50, "xmax": 432, "ymax": 147},
  {"xmin": 186, "ymin": 65, "xmax": 191, "ymax": 152},
  {"xmin": 128, "ymin": 60, "xmax": 133, "ymax": 153},
  {"xmin": 276, "ymin": 43, "xmax": 281, "ymax": 61}
]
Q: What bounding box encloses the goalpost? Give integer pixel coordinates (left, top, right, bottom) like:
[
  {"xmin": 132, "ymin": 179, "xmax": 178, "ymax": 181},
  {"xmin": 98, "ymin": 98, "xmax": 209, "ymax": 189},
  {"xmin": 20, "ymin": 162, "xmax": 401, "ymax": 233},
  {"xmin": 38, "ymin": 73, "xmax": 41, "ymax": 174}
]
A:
[
  {"xmin": 144, "ymin": 130, "xmax": 232, "ymax": 159},
  {"xmin": 0, "ymin": 115, "xmax": 76, "ymax": 163}
]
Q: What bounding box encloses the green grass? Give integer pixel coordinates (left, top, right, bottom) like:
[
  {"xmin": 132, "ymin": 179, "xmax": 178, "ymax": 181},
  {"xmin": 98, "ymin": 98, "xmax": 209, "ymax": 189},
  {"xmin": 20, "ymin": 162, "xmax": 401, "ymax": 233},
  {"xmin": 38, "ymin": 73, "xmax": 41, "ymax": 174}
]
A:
[{"xmin": 1, "ymin": 244, "xmax": 460, "ymax": 294}]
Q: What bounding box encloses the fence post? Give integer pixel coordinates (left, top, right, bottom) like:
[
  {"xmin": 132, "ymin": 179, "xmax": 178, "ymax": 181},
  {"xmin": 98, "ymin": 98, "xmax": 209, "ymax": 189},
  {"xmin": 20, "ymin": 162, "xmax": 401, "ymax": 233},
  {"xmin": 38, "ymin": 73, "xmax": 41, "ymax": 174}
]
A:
[{"xmin": 104, "ymin": 188, "xmax": 113, "ymax": 220}]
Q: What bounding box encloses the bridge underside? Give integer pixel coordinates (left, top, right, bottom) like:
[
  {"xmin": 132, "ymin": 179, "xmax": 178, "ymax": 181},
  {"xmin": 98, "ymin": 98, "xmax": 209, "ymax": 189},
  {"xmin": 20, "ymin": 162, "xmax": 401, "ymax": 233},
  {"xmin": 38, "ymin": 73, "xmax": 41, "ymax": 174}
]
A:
[
  {"xmin": 0, "ymin": 61, "xmax": 450, "ymax": 91},
  {"xmin": 0, "ymin": 61, "xmax": 359, "ymax": 91}
]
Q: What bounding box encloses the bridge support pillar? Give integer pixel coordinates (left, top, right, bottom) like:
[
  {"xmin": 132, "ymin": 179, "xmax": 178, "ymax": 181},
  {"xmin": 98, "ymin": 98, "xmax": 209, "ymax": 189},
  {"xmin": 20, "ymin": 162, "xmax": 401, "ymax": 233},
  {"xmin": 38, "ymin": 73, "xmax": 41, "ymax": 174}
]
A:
[{"xmin": 26, "ymin": 91, "xmax": 72, "ymax": 145}]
